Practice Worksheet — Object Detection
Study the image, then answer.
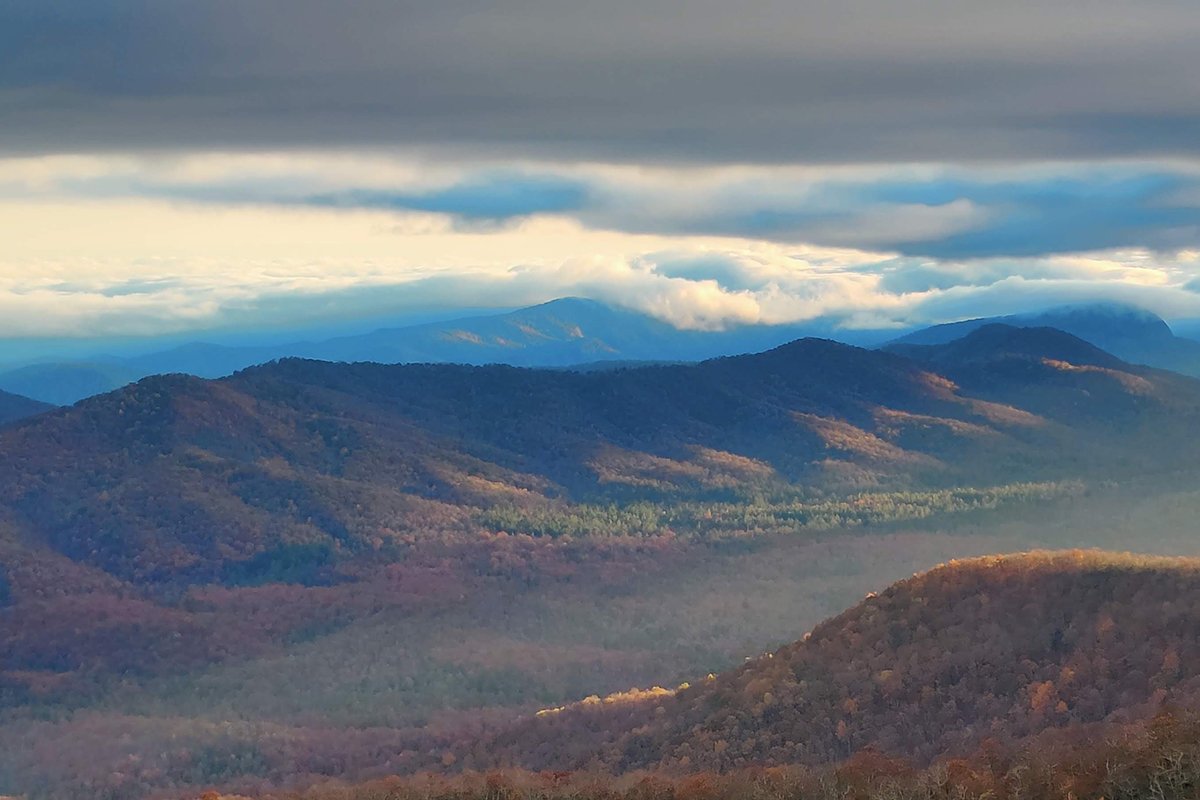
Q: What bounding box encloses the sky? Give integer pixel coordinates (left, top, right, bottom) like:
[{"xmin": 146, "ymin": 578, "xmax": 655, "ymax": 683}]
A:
[{"xmin": 3, "ymin": 0, "xmax": 1200, "ymax": 346}]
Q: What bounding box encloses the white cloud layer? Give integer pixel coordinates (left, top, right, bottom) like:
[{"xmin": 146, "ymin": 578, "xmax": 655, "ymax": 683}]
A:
[{"xmin": 2, "ymin": 153, "xmax": 1200, "ymax": 340}]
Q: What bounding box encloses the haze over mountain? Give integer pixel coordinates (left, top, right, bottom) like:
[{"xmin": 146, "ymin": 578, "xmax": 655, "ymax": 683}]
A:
[
  {"xmin": 890, "ymin": 303, "xmax": 1200, "ymax": 377},
  {"xmin": 0, "ymin": 299, "xmax": 896, "ymax": 406},
  {"xmin": 0, "ymin": 361, "xmax": 142, "ymax": 408},
  {"xmin": 487, "ymin": 551, "xmax": 1200, "ymax": 772},
  {"xmin": 6, "ymin": 331, "xmax": 1200, "ymax": 798},
  {"xmin": 5, "ymin": 331, "xmax": 1199, "ymax": 586},
  {"xmin": 0, "ymin": 389, "xmax": 53, "ymax": 426},
  {"xmin": 9, "ymin": 2, "xmax": 1200, "ymax": 799},
  {"xmin": 9, "ymin": 298, "xmax": 1200, "ymax": 410}
]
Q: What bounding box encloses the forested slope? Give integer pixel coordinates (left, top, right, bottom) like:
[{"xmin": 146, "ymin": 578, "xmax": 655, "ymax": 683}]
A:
[
  {"xmin": 491, "ymin": 551, "xmax": 1200, "ymax": 772},
  {"xmin": 4, "ymin": 334, "xmax": 1200, "ymax": 798},
  {"xmin": 0, "ymin": 388, "xmax": 53, "ymax": 425},
  {"xmin": 1, "ymin": 333, "xmax": 1196, "ymax": 586}
]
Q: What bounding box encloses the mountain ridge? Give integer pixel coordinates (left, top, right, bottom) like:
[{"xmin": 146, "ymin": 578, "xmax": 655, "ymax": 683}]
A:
[
  {"xmin": 5, "ymin": 333, "xmax": 1200, "ymax": 797},
  {"xmin": 0, "ymin": 299, "xmax": 894, "ymax": 405},
  {"xmin": 887, "ymin": 323, "xmax": 1127, "ymax": 369},
  {"xmin": 8, "ymin": 299, "xmax": 1198, "ymax": 407},
  {"xmin": 479, "ymin": 550, "xmax": 1200, "ymax": 773},
  {"xmin": 1, "ymin": 332, "xmax": 1197, "ymax": 588},
  {"xmin": 0, "ymin": 387, "xmax": 54, "ymax": 425},
  {"xmin": 890, "ymin": 302, "xmax": 1200, "ymax": 377}
]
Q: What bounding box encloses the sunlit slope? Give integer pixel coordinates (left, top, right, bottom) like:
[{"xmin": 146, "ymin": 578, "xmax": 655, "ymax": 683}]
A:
[
  {"xmin": 504, "ymin": 551, "xmax": 1200, "ymax": 772},
  {"xmin": 0, "ymin": 333, "xmax": 1197, "ymax": 585}
]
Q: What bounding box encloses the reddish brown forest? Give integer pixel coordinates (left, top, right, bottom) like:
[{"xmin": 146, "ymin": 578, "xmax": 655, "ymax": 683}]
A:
[
  {"xmin": 481, "ymin": 552, "xmax": 1200, "ymax": 774},
  {"xmin": 252, "ymin": 710, "xmax": 1200, "ymax": 800}
]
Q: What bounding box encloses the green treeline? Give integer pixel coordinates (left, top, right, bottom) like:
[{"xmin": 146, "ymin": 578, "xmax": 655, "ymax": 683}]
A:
[{"xmin": 478, "ymin": 482, "xmax": 1084, "ymax": 539}]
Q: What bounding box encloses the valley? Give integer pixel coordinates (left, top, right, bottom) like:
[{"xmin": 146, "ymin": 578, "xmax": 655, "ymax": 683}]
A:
[
  {"xmin": 3, "ymin": 473, "xmax": 1200, "ymax": 797},
  {"xmin": 10, "ymin": 5, "xmax": 1200, "ymax": 797},
  {"xmin": 2, "ymin": 329, "xmax": 1200, "ymax": 798}
]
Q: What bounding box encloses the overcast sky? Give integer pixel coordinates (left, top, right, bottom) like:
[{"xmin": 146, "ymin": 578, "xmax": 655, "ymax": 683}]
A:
[{"xmin": 2, "ymin": 0, "xmax": 1200, "ymax": 341}]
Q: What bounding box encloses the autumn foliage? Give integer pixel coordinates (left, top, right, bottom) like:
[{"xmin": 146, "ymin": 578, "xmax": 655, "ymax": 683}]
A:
[
  {"xmin": 471, "ymin": 552, "xmax": 1200, "ymax": 773},
  {"xmin": 252, "ymin": 709, "xmax": 1200, "ymax": 800},
  {"xmin": 3, "ymin": 333, "xmax": 1200, "ymax": 799}
]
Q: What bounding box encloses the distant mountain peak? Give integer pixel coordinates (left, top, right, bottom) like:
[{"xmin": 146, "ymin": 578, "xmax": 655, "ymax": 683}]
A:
[
  {"xmin": 1026, "ymin": 300, "xmax": 1163, "ymax": 320},
  {"xmin": 949, "ymin": 322, "xmax": 1123, "ymax": 363},
  {"xmin": 889, "ymin": 301, "xmax": 1200, "ymax": 377},
  {"xmin": 528, "ymin": 296, "xmax": 614, "ymax": 312},
  {"xmin": 888, "ymin": 323, "xmax": 1129, "ymax": 372},
  {"xmin": 1020, "ymin": 302, "xmax": 1173, "ymax": 337}
]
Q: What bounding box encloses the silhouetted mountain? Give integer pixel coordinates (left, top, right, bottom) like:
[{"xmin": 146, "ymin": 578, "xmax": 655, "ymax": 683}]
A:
[
  {"xmin": 493, "ymin": 551, "xmax": 1200, "ymax": 771},
  {"xmin": 304, "ymin": 298, "xmax": 703, "ymax": 364},
  {"xmin": 0, "ymin": 299, "xmax": 897, "ymax": 404},
  {"xmin": 0, "ymin": 361, "xmax": 141, "ymax": 407},
  {"xmin": 891, "ymin": 303, "xmax": 1200, "ymax": 376},
  {"xmin": 0, "ymin": 388, "xmax": 53, "ymax": 425}
]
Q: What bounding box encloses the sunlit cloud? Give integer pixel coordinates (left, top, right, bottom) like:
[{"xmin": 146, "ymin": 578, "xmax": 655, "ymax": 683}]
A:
[
  {"xmin": 5, "ymin": 154, "xmax": 1200, "ymax": 257},
  {"xmin": 2, "ymin": 153, "xmax": 1200, "ymax": 341}
]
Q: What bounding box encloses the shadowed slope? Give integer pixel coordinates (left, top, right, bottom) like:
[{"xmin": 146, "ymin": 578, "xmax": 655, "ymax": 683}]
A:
[
  {"xmin": 493, "ymin": 551, "xmax": 1200, "ymax": 772},
  {"xmin": 0, "ymin": 388, "xmax": 53, "ymax": 425},
  {"xmin": 0, "ymin": 336, "xmax": 1198, "ymax": 584},
  {"xmin": 890, "ymin": 303, "xmax": 1200, "ymax": 376}
]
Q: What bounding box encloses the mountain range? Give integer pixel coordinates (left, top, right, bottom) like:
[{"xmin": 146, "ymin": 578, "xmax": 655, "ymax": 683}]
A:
[
  {"xmin": 5, "ymin": 298, "xmax": 1200, "ymax": 409},
  {"xmin": 0, "ymin": 389, "xmax": 52, "ymax": 426},
  {"xmin": 7, "ymin": 324, "xmax": 1200, "ymax": 797},
  {"xmin": 0, "ymin": 299, "xmax": 893, "ymax": 406},
  {"xmin": 889, "ymin": 302, "xmax": 1200, "ymax": 376},
  {"xmin": 477, "ymin": 551, "xmax": 1200, "ymax": 772},
  {"xmin": 2, "ymin": 297, "xmax": 1200, "ymax": 410},
  {"xmin": 4, "ymin": 324, "xmax": 1199, "ymax": 588}
]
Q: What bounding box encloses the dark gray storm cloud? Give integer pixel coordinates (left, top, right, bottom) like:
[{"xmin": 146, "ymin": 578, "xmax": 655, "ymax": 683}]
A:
[{"xmin": 4, "ymin": 0, "xmax": 1200, "ymax": 162}]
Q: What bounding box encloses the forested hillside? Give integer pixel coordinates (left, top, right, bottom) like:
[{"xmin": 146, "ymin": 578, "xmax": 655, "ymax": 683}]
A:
[
  {"xmin": 4, "ymin": 335, "xmax": 1200, "ymax": 798},
  {"xmin": 254, "ymin": 709, "xmax": 1200, "ymax": 800},
  {"xmin": 891, "ymin": 302, "xmax": 1200, "ymax": 377},
  {"xmin": 0, "ymin": 388, "xmax": 53, "ymax": 426},
  {"xmin": 33, "ymin": 548, "xmax": 1200, "ymax": 800},
  {"xmin": 2, "ymin": 333, "xmax": 1197, "ymax": 586},
  {"xmin": 470, "ymin": 552, "xmax": 1200, "ymax": 772},
  {"xmin": 0, "ymin": 298, "xmax": 847, "ymax": 405}
]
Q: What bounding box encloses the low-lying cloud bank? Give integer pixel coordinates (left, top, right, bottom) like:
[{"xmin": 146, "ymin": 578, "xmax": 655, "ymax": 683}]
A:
[
  {"xmin": 5, "ymin": 3, "xmax": 1200, "ymax": 348},
  {"xmin": 1, "ymin": 153, "xmax": 1199, "ymax": 340},
  {"xmin": 6, "ymin": 155, "xmax": 1199, "ymax": 259}
]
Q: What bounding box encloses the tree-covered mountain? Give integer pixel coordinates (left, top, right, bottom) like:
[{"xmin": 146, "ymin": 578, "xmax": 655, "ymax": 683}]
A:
[
  {"xmin": 9, "ymin": 299, "xmax": 1195, "ymax": 408},
  {"xmin": 2, "ymin": 332, "xmax": 1197, "ymax": 586},
  {"xmin": 886, "ymin": 323, "xmax": 1200, "ymax": 423},
  {"xmin": 483, "ymin": 551, "xmax": 1200, "ymax": 772},
  {"xmin": 241, "ymin": 712, "xmax": 1200, "ymax": 800},
  {"xmin": 0, "ymin": 388, "xmax": 54, "ymax": 425},
  {"xmin": 889, "ymin": 303, "xmax": 1200, "ymax": 376},
  {"xmin": 0, "ymin": 299, "xmax": 891, "ymax": 405},
  {"xmin": 6, "ymin": 334, "xmax": 1200, "ymax": 798}
]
